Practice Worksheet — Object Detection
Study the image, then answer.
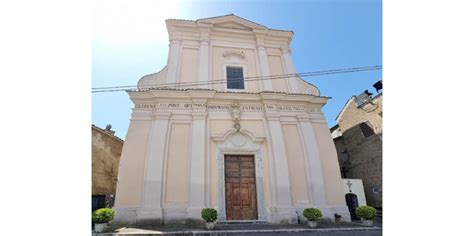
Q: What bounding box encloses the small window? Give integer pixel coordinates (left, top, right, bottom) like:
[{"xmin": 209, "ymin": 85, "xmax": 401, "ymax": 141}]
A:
[
  {"xmin": 359, "ymin": 122, "xmax": 375, "ymax": 137},
  {"xmin": 372, "ymin": 187, "xmax": 381, "ymax": 194},
  {"xmin": 226, "ymin": 67, "xmax": 244, "ymax": 89},
  {"xmin": 341, "ymin": 151, "xmax": 350, "ymax": 163}
]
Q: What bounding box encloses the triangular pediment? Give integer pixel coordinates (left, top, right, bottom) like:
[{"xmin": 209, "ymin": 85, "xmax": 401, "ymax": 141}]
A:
[
  {"xmin": 197, "ymin": 14, "xmax": 267, "ymax": 30},
  {"xmin": 214, "ymin": 21, "xmax": 253, "ymax": 30}
]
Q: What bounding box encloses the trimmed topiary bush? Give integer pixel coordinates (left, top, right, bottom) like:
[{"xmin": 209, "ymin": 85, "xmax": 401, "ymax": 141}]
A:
[
  {"xmin": 92, "ymin": 208, "xmax": 115, "ymax": 223},
  {"xmin": 201, "ymin": 208, "xmax": 218, "ymax": 222},
  {"xmin": 355, "ymin": 206, "xmax": 377, "ymax": 220},
  {"xmin": 303, "ymin": 208, "xmax": 323, "ymax": 221}
]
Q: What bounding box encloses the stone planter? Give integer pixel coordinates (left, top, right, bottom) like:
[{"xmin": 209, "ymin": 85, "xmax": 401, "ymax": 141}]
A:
[
  {"xmin": 94, "ymin": 223, "xmax": 108, "ymax": 233},
  {"xmin": 361, "ymin": 219, "xmax": 374, "ymax": 226},
  {"xmin": 205, "ymin": 222, "xmax": 215, "ymax": 230},
  {"xmin": 307, "ymin": 221, "xmax": 318, "ymax": 228}
]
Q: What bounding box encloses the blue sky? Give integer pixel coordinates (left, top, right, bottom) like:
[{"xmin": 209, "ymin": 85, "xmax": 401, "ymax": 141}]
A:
[{"xmin": 92, "ymin": 0, "xmax": 382, "ymax": 139}]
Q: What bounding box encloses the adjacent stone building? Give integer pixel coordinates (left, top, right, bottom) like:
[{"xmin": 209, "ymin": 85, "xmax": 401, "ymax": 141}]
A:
[
  {"xmin": 331, "ymin": 82, "xmax": 382, "ymax": 209},
  {"xmin": 92, "ymin": 124, "xmax": 123, "ymax": 211},
  {"xmin": 113, "ymin": 14, "xmax": 351, "ymax": 226}
]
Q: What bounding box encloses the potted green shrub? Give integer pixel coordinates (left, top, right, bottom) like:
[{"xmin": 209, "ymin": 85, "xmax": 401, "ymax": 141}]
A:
[
  {"xmin": 355, "ymin": 206, "xmax": 376, "ymax": 226},
  {"xmin": 201, "ymin": 208, "xmax": 218, "ymax": 230},
  {"xmin": 303, "ymin": 208, "xmax": 323, "ymax": 228},
  {"xmin": 92, "ymin": 208, "xmax": 115, "ymax": 233}
]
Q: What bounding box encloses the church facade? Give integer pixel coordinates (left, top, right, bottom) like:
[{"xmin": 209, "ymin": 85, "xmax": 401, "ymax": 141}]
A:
[{"xmin": 113, "ymin": 14, "xmax": 350, "ymax": 225}]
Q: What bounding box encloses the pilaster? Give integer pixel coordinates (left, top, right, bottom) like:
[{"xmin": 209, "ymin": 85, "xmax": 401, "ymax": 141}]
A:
[
  {"xmin": 281, "ymin": 47, "xmax": 300, "ymax": 93},
  {"xmin": 138, "ymin": 112, "xmax": 171, "ymax": 225},
  {"xmin": 264, "ymin": 111, "xmax": 296, "ymax": 223},
  {"xmin": 186, "ymin": 102, "xmax": 208, "ymax": 221},
  {"xmin": 254, "ymin": 30, "xmax": 273, "ymax": 91},
  {"xmin": 165, "ymin": 37, "xmax": 181, "ymax": 86},
  {"xmin": 297, "ymin": 114, "xmax": 327, "ymax": 207},
  {"xmin": 198, "ymin": 23, "xmax": 211, "ymax": 89}
]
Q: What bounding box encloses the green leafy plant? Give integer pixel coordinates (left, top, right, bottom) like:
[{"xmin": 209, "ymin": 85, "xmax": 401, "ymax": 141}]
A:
[
  {"xmin": 201, "ymin": 208, "xmax": 218, "ymax": 222},
  {"xmin": 355, "ymin": 206, "xmax": 377, "ymax": 220},
  {"xmin": 92, "ymin": 208, "xmax": 115, "ymax": 223},
  {"xmin": 303, "ymin": 208, "xmax": 323, "ymax": 221}
]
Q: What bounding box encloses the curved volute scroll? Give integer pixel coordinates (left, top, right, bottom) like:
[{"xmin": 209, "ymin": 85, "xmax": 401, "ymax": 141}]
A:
[
  {"xmin": 297, "ymin": 78, "xmax": 321, "ymax": 96},
  {"xmin": 137, "ymin": 66, "xmax": 168, "ymax": 89}
]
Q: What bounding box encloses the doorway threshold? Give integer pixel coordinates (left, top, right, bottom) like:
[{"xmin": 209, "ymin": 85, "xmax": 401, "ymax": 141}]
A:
[{"xmin": 217, "ymin": 220, "xmax": 269, "ymax": 224}]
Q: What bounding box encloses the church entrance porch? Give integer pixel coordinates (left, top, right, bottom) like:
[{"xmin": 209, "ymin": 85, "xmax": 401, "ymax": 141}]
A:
[{"xmin": 225, "ymin": 155, "xmax": 258, "ymax": 220}]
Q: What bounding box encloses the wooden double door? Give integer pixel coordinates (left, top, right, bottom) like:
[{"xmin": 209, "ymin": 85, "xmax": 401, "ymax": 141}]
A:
[{"xmin": 224, "ymin": 155, "xmax": 258, "ymax": 220}]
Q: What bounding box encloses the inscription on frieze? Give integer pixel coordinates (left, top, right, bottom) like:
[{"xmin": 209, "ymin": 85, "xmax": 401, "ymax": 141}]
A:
[
  {"xmin": 264, "ymin": 105, "xmax": 276, "ymax": 110},
  {"xmin": 277, "ymin": 105, "xmax": 306, "ymax": 111},
  {"xmin": 135, "ymin": 104, "xmax": 156, "ymax": 109},
  {"xmin": 239, "ymin": 105, "xmax": 263, "ymax": 111},
  {"xmin": 135, "ymin": 103, "xmax": 309, "ymax": 112},
  {"xmin": 207, "ymin": 104, "xmax": 230, "ymax": 110}
]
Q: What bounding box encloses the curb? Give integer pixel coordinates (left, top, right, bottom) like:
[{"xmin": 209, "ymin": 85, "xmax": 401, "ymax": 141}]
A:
[{"xmin": 94, "ymin": 226, "xmax": 382, "ymax": 235}]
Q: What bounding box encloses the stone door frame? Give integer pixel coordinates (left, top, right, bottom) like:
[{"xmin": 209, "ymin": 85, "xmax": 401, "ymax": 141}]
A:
[{"xmin": 213, "ymin": 129, "xmax": 267, "ymax": 221}]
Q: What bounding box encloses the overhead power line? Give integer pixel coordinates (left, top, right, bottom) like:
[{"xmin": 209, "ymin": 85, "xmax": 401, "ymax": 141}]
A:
[{"xmin": 92, "ymin": 65, "xmax": 382, "ymax": 93}]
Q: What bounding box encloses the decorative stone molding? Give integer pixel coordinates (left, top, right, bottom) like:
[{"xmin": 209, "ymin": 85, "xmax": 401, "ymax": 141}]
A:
[
  {"xmin": 197, "ymin": 14, "xmax": 268, "ymax": 31},
  {"xmin": 211, "ymin": 128, "xmax": 265, "ymax": 143},
  {"xmin": 280, "ymin": 46, "xmax": 291, "ymax": 54},
  {"xmin": 222, "ymin": 51, "xmax": 245, "ymax": 59},
  {"xmin": 212, "ymin": 128, "xmax": 267, "ymax": 221},
  {"xmin": 305, "ymin": 88, "xmax": 318, "ymax": 95},
  {"xmin": 137, "ymin": 66, "xmax": 168, "ymax": 89}
]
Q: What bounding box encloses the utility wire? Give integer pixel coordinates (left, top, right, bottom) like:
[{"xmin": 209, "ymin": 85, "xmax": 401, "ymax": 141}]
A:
[
  {"xmin": 92, "ymin": 65, "xmax": 381, "ymax": 90},
  {"xmin": 92, "ymin": 65, "xmax": 382, "ymax": 93}
]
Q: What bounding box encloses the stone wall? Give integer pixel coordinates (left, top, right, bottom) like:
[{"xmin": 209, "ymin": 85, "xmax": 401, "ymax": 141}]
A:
[
  {"xmin": 92, "ymin": 125, "xmax": 123, "ymax": 207},
  {"xmin": 333, "ymin": 93, "xmax": 382, "ymax": 209},
  {"xmin": 341, "ymin": 126, "xmax": 382, "ymax": 208}
]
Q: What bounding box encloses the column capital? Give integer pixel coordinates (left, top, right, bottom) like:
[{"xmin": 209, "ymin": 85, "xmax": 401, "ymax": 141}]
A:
[
  {"xmin": 191, "ymin": 112, "xmax": 207, "ymax": 119},
  {"xmin": 152, "ymin": 112, "xmax": 172, "ymax": 120},
  {"xmin": 281, "ymin": 46, "xmax": 291, "ymax": 54},
  {"xmin": 265, "ymin": 114, "xmax": 281, "ymax": 121},
  {"xmin": 200, "ymin": 31, "xmax": 210, "ymax": 43},
  {"xmin": 296, "ymin": 114, "xmax": 311, "ymax": 122},
  {"xmin": 253, "ymin": 28, "xmax": 268, "ymax": 38},
  {"xmin": 254, "ymin": 32, "xmax": 266, "ymax": 48},
  {"xmin": 169, "ymin": 36, "xmax": 181, "ymax": 45}
]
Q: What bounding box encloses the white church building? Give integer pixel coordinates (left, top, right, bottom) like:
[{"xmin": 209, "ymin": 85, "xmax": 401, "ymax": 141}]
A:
[{"xmin": 113, "ymin": 14, "xmax": 351, "ymax": 225}]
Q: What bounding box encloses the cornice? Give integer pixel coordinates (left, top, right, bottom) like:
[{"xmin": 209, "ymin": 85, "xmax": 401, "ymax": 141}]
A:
[
  {"xmin": 128, "ymin": 89, "xmax": 328, "ymax": 105},
  {"xmin": 166, "ymin": 16, "xmax": 293, "ymax": 44}
]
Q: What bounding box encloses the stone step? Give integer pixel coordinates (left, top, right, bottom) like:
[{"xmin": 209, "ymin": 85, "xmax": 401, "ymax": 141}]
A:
[
  {"xmin": 217, "ymin": 220, "xmax": 269, "ymax": 225},
  {"xmin": 94, "ymin": 227, "xmax": 382, "ymax": 236}
]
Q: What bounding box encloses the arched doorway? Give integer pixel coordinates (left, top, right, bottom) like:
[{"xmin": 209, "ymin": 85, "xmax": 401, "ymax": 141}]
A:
[{"xmin": 345, "ymin": 193, "xmax": 359, "ymax": 221}]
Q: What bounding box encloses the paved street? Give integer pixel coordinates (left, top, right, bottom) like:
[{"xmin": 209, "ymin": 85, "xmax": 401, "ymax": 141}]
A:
[{"xmin": 94, "ymin": 221, "xmax": 382, "ymax": 236}]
